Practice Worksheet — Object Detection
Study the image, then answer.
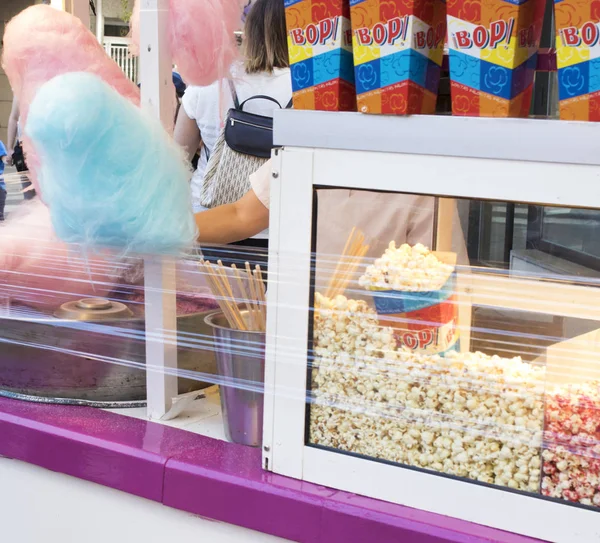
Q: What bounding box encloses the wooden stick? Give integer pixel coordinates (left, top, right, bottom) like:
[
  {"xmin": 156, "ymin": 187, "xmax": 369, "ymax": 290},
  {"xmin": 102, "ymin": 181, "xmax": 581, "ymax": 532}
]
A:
[
  {"xmin": 252, "ymin": 271, "xmax": 265, "ymax": 333},
  {"xmin": 331, "ymin": 241, "xmax": 370, "ymax": 298},
  {"xmin": 325, "ymin": 228, "xmax": 368, "ymax": 299},
  {"xmin": 335, "ymin": 244, "xmax": 370, "ymax": 295},
  {"xmin": 331, "ymin": 254, "xmax": 360, "ymax": 298},
  {"xmin": 203, "ymin": 261, "xmax": 237, "ymax": 328},
  {"xmin": 251, "ymin": 267, "xmax": 266, "ymax": 332},
  {"xmin": 329, "ymin": 245, "xmax": 360, "ymax": 296},
  {"xmin": 325, "ymin": 227, "xmax": 357, "ymax": 299},
  {"xmin": 215, "ymin": 261, "xmax": 239, "ymax": 305},
  {"xmin": 214, "ymin": 261, "xmax": 247, "ymax": 330},
  {"xmin": 201, "ymin": 261, "xmax": 237, "ymax": 328},
  {"xmin": 340, "ymin": 227, "xmax": 357, "ymax": 262},
  {"xmin": 327, "ymin": 232, "xmax": 368, "ymax": 298},
  {"xmin": 242, "ymin": 265, "xmax": 261, "ymax": 326},
  {"xmin": 254, "ymin": 266, "xmax": 267, "ymax": 332},
  {"xmin": 232, "ymin": 264, "xmax": 259, "ymax": 331},
  {"xmin": 206, "ymin": 261, "xmax": 245, "ymax": 330},
  {"xmin": 245, "ymin": 262, "xmax": 262, "ymax": 330}
]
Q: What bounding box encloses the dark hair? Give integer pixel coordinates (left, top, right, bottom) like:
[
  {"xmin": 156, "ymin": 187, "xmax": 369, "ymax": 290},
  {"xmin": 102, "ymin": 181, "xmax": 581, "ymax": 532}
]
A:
[{"xmin": 244, "ymin": 0, "xmax": 289, "ymax": 74}]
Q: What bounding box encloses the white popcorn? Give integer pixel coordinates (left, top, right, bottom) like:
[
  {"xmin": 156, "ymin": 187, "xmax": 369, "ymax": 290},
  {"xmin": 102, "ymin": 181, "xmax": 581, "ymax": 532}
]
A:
[
  {"xmin": 359, "ymin": 242, "xmax": 454, "ymax": 292},
  {"xmin": 312, "ymin": 293, "xmax": 396, "ymax": 362},
  {"xmin": 310, "ymin": 295, "xmax": 545, "ymax": 493}
]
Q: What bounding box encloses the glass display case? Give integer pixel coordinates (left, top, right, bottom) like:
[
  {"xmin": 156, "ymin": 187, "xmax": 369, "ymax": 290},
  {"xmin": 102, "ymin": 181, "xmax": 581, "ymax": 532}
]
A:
[{"xmin": 263, "ymin": 110, "xmax": 600, "ymax": 542}]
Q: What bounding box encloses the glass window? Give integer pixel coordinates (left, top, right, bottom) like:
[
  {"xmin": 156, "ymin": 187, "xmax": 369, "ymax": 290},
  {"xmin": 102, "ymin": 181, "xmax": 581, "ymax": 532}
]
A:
[
  {"xmin": 308, "ymin": 188, "xmax": 600, "ymax": 509},
  {"xmin": 528, "ymin": 207, "xmax": 600, "ymax": 271}
]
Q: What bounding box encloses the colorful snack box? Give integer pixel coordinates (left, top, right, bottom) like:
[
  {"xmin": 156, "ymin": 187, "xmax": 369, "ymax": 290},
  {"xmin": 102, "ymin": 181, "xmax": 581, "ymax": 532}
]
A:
[
  {"xmin": 554, "ymin": 0, "xmax": 600, "ymax": 121},
  {"xmin": 366, "ymin": 251, "xmax": 459, "ymax": 355},
  {"xmin": 350, "ymin": 0, "xmax": 447, "ymax": 115},
  {"xmin": 370, "ymin": 275, "xmax": 459, "ymax": 355},
  {"xmin": 284, "ymin": 0, "xmax": 357, "ymax": 111},
  {"xmin": 447, "ymin": 0, "xmax": 545, "ymax": 117}
]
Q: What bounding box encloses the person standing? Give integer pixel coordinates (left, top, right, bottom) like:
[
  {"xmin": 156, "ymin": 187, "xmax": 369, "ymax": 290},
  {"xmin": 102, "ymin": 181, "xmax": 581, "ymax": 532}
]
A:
[
  {"xmin": 174, "ymin": 0, "xmax": 291, "ymax": 215},
  {"xmin": 174, "ymin": 0, "xmax": 291, "ymax": 270},
  {"xmin": 6, "ymin": 96, "xmax": 35, "ymax": 200}
]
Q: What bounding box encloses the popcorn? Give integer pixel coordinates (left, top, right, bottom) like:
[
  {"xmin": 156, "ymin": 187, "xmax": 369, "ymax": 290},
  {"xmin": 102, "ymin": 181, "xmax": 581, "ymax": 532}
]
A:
[
  {"xmin": 542, "ymin": 382, "xmax": 600, "ymax": 507},
  {"xmin": 313, "ymin": 293, "xmax": 397, "ymax": 360},
  {"xmin": 311, "ymin": 294, "xmax": 545, "ymax": 493},
  {"xmin": 359, "ymin": 243, "xmax": 454, "ymax": 292}
]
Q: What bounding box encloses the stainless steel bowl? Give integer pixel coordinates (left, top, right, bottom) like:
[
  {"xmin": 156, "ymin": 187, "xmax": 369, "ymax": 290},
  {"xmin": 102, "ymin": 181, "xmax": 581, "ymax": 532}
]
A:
[{"xmin": 0, "ymin": 299, "xmax": 217, "ymax": 404}]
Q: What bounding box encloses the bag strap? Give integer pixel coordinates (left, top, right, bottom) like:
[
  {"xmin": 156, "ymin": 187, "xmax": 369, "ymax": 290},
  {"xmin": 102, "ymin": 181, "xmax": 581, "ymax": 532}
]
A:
[
  {"xmin": 228, "ymin": 79, "xmax": 240, "ymax": 110},
  {"xmin": 201, "ymin": 85, "xmax": 292, "ymax": 163},
  {"xmin": 238, "ymin": 95, "xmax": 283, "ymax": 110},
  {"xmin": 230, "ymin": 75, "xmax": 293, "ymax": 110},
  {"xmin": 237, "ymin": 95, "xmax": 293, "ymax": 110},
  {"xmin": 202, "ymin": 80, "xmax": 240, "ymax": 163}
]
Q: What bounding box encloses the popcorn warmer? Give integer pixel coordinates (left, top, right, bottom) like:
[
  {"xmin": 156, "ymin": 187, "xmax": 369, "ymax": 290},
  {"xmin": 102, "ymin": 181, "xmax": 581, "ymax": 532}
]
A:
[{"xmin": 264, "ymin": 110, "xmax": 600, "ymax": 542}]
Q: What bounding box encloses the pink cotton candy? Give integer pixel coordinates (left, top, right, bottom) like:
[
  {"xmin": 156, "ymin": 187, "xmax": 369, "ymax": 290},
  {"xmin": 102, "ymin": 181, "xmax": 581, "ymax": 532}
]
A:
[
  {"xmin": 2, "ymin": 5, "xmax": 140, "ymax": 126},
  {"xmin": 1, "ymin": 5, "xmax": 141, "ymax": 197},
  {"xmin": 170, "ymin": 0, "xmax": 243, "ymax": 86},
  {"xmin": 0, "ymin": 200, "xmax": 123, "ymax": 311},
  {"xmin": 130, "ymin": 0, "xmax": 242, "ymax": 86}
]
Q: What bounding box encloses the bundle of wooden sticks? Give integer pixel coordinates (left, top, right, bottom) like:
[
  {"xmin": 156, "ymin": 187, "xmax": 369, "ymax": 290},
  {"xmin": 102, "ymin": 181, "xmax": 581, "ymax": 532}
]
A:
[
  {"xmin": 325, "ymin": 227, "xmax": 370, "ymax": 299},
  {"xmin": 200, "ymin": 259, "xmax": 267, "ymax": 332}
]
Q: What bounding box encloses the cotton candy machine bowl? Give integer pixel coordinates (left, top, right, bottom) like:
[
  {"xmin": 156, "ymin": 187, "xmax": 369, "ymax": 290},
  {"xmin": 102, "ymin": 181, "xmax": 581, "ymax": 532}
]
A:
[{"xmin": 0, "ymin": 297, "xmax": 218, "ymax": 405}]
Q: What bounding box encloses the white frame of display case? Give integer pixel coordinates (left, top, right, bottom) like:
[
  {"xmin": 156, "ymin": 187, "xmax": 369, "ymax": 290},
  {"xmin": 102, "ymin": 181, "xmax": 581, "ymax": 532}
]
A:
[
  {"xmin": 263, "ymin": 110, "xmax": 600, "ymax": 543},
  {"xmin": 52, "ymin": 0, "xmax": 178, "ymax": 420},
  {"xmin": 138, "ymin": 0, "xmax": 179, "ymax": 420}
]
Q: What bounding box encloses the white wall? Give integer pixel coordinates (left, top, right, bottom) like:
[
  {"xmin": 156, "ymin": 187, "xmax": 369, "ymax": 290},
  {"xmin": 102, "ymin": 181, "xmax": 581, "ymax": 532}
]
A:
[{"xmin": 0, "ymin": 457, "xmax": 289, "ymax": 543}]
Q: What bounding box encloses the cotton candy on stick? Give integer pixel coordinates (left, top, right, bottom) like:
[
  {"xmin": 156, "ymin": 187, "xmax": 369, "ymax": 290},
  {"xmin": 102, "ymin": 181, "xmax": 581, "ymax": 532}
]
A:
[
  {"xmin": 25, "ymin": 72, "xmax": 197, "ymax": 255},
  {"xmin": 1, "ymin": 5, "xmax": 141, "ymax": 197},
  {"xmin": 130, "ymin": 0, "xmax": 242, "ymax": 86}
]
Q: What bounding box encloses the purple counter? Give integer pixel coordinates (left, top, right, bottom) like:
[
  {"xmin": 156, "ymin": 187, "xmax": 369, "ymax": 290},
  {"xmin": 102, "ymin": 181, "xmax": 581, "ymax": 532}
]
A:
[{"xmin": 0, "ymin": 396, "xmax": 546, "ymax": 543}]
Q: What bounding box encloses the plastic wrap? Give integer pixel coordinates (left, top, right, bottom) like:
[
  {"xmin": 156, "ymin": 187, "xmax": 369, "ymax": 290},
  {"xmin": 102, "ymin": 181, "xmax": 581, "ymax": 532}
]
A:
[
  {"xmin": 25, "ymin": 72, "xmax": 197, "ymax": 255},
  {"xmin": 303, "ymin": 190, "xmax": 600, "ymax": 511},
  {"xmin": 2, "ymin": 170, "xmax": 600, "ymax": 523},
  {"xmin": 311, "ymin": 294, "xmax": 544, "ymax": 492},
  {"xmin": 130, "ymin": 0, "xmax": 242, "ymax": 86},
  {"xmin": 0, "ymin": 199, "xmax": 120, "ymax": 310}
]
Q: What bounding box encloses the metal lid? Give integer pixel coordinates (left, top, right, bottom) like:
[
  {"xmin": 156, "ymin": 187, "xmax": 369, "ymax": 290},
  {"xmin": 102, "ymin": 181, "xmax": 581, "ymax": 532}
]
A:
[{"xmin": 54, "ymin": 298, "xmax": 134, "ymax": 321}]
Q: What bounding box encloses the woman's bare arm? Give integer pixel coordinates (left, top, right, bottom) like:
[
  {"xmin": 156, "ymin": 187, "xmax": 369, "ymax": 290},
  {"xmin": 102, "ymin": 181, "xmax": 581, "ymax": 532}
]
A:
[
  {"xmin": 173, "ymin": 107, "xmax": 202, "ymax": 163},
  {"xmin": 195, "ymin": 189, "xmax": 269, "ymax": 245}
]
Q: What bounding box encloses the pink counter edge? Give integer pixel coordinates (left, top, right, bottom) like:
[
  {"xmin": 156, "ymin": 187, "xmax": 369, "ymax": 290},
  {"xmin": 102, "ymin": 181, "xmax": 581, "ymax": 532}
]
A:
[{"xmin": 0, "ymin": 395, "xmax": 546, "ymax": 543}]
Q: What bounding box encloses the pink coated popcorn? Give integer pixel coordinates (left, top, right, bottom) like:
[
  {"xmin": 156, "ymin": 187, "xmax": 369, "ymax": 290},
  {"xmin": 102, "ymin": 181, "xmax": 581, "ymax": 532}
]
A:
[{"xmin": 542, "ymin": 382, "xmax": 600, "ymax": 507}]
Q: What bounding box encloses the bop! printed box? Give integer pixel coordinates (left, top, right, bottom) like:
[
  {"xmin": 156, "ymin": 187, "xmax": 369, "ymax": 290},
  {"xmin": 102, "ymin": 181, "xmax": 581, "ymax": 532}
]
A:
[
  {"xmin": 284, "ymin": 0, "xmax": 357, "ymax": 111},
  {"xmin": 554, "ymin": 0, "xmax": 600, "ymax": 121},
  {"xmin": 350, "ymin": 0, "xmax": 447, "ymax": 115},
  {"xmin": 371, "ymin": 275, "xmax": 459, "ymax": 355},
  {"xmin": 368, "ymin": 252, "xmax": 459, "ymax": 355},
  {"xmin": 447, "ymin": 0, "xmax": 545, "ymax": 117}
]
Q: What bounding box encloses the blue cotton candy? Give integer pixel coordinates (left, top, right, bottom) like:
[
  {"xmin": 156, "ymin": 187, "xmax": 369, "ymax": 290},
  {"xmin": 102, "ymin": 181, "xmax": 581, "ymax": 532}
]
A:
[{"xmin": 24, "ymin": 72, "xmax": 197, "ymax": 255}]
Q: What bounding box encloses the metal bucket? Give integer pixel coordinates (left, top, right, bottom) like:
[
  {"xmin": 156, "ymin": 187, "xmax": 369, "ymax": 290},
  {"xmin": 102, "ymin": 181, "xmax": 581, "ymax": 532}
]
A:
[
  {"xmin": 205, "ymin": 311, "xmax": 266, "ymax": 447},
  {"xmin": 0, "ymin": 299, "xmax": 218, "ymax": 405}
]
